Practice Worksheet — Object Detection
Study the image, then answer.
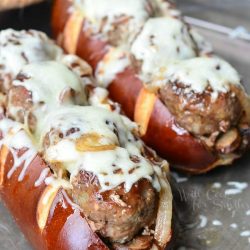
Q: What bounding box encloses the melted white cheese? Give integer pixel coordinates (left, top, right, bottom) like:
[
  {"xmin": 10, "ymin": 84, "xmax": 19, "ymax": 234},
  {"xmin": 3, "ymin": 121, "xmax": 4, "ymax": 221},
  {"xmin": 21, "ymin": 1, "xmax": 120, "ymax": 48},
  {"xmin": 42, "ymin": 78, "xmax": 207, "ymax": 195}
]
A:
[
  {"xmin": 131, "ymin": 17, "xmax": 197, "ymax": 82},
  {"xmin": 0, "ymin": 29, "xmax": 63, "ymax": 79},
  {"xmin": 95, "ymin": 47, "xmax": 129, "ymax": 87},
  {"xmin": 41, "ymin": 106, "xmax": 156, "ymax": 192},
  {"xmin": 153, "ymin": 57, "xmax": 241, "ymax": 97},
  {"xmin": 75, "ymin": 0, "xmax": 150, "ymax": 36},
  {"xmin": 11, "ymin": 61, "xmax": 87, "ymax": 133},
  {"xmin": 0, "ymin": 118, "xmax": 37, "ymax": 181}
]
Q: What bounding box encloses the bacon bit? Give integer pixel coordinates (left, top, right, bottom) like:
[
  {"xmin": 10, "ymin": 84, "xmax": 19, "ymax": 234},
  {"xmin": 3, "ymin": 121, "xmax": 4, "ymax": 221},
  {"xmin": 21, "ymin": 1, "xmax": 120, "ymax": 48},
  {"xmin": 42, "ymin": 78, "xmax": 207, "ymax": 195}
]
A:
[
  {"xmin": 66, "ymin": 127, "xmax": 80, "ymax": 136},
  {"xmin": 36, "ymin": 185, "xmax": 60, "ymax": 231},
  {"xmin": 129, "ymin": 155, "xmax": 140, "ymax": 163},
  {"xmin": 128, "ymin": 166, "xmax": 140, "ymax": 174},
  {"xmin": 75, "ymin": 133, "xmax": 116, "ymax": 152}
]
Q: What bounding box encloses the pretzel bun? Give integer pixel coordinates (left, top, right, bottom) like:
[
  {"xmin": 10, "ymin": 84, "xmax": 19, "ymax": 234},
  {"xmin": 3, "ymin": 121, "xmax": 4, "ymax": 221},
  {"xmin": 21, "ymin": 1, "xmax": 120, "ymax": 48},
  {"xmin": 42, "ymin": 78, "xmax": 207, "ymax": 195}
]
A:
[{"xmin": 51, "ymin": 0, "xmax": 250, "ymax": 173}]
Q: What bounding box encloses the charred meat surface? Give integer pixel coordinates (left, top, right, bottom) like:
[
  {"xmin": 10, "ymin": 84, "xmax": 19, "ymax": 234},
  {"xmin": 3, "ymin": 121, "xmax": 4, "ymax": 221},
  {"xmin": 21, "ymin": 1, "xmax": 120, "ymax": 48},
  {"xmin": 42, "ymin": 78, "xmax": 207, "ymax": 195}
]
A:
[{"xmin": 71, "ymin": 170, "xmax": 158, "ymax": 244}]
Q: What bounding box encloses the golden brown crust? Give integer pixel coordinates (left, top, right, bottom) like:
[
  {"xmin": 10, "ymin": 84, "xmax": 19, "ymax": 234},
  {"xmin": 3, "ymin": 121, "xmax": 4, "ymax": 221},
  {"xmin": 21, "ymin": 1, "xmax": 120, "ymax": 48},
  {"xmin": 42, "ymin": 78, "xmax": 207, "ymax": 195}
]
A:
[{"xmin": 0, "ymin": 0, "xmax": 43, "ymax": 11}]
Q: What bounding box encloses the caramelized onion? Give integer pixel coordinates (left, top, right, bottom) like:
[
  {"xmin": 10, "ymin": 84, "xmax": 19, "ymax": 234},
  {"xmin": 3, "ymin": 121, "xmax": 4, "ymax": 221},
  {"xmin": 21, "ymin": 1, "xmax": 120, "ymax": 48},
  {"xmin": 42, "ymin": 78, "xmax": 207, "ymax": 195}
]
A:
[{"xmin": 154, "ymin": 166, "xmax": 173, "ymax": 248}]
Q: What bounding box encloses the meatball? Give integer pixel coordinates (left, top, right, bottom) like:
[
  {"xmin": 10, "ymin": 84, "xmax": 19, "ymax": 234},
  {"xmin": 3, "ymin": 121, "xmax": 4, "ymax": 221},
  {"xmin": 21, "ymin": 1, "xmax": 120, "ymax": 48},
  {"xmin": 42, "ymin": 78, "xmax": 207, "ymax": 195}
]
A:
[
  {"xmin": 71, "ymin": 170, "xmax": 158, "ymax": 244},
  {"xmin": 159, "ymin": 82, "xmax": 243, "ymax": 136}
]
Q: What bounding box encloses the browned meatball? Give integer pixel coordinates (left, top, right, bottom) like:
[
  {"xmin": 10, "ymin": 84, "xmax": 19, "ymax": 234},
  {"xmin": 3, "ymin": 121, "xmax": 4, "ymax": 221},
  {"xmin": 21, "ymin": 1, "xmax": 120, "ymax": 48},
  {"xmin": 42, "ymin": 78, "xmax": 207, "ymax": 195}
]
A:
[
  {"xmin": 159, "ymin": 82, "xmax": 243, "ymax": 136},
  {"xmin": 71, "ymin": 170, "xmax": 158, "ymax": 244}
]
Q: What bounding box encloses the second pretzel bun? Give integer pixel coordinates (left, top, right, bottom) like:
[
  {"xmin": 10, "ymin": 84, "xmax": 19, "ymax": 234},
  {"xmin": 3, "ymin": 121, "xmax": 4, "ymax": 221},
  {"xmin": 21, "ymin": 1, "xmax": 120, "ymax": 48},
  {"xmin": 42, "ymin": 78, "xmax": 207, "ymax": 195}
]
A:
[
  {"xmin": 51, "ymin": 0, "xmax": 250, "ymax": 174},
  {"xmin": 0, "ymin": 0, "xmax": 44, "ymax": 11}
]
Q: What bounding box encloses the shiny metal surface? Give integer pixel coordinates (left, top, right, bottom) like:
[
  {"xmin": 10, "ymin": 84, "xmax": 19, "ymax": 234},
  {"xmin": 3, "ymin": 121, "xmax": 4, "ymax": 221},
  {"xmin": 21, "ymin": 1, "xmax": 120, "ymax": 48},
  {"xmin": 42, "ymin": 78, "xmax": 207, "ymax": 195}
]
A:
[{"xmin": 0, "ymin": 1, "xmax": 250, "ymax": 249}]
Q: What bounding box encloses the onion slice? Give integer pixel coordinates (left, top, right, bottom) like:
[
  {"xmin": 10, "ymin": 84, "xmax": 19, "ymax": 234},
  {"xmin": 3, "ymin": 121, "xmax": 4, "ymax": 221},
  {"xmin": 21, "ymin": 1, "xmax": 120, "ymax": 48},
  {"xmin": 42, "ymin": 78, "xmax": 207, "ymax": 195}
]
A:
[{"xmin": 154, "ymin": 166, "xmax": 173, "ymax": 248}]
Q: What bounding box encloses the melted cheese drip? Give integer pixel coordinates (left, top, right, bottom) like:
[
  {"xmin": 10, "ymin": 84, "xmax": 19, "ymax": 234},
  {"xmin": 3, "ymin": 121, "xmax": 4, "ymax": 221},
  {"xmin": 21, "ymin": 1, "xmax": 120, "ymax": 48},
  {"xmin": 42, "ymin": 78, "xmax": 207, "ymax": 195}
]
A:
[
  {"xmin": 11, "ymin": 61, "xmax": 87, "ymax": 133},
  {"xmin": 41, "ymin": 106, "xmax": 156, "ymax": 192},
  {"xmin": 61, "ymin": 54, "xmax": 93, "ymax": 86},
  {"xmin": 75, "ymin": 0, "xmax": 150, "ymax": 35},
  {"xmin": 0, "ymin": 118, "xmax": 37, "ymax": 181},
  {"xmin": 131, "ymin": 17, "xmax": 197, "ymax": 82},
  {"xmin": 0, "ymin": 118, "xmax": 74, "ymax": 190},
  {"xmin": 154, "ymin": 57, "xmax": 241, "ymax": 97},
  {"xmin": 0, "ymin": 29, "xmax": 63, "ymax": 78}
]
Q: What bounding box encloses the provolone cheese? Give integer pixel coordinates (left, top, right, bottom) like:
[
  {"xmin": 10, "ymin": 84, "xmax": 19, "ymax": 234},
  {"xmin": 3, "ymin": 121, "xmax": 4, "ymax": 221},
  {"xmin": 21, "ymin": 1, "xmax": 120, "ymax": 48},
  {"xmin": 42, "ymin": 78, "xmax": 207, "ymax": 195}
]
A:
[
  {"xmin": 0, "ymin": 29, "xmax": 63, "ymax": 79},
  {"xmin": 131, "ymin": 17, "xmax": 197, "ymax": 83}
]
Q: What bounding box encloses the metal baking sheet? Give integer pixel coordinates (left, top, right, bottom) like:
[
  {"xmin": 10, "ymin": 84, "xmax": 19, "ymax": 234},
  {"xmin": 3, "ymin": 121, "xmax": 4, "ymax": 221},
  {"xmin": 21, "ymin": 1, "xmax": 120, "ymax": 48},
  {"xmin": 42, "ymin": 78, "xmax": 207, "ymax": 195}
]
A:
[{"xmin": 0, "ymin": 1, "xmax": 250, "ymax": 250}]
